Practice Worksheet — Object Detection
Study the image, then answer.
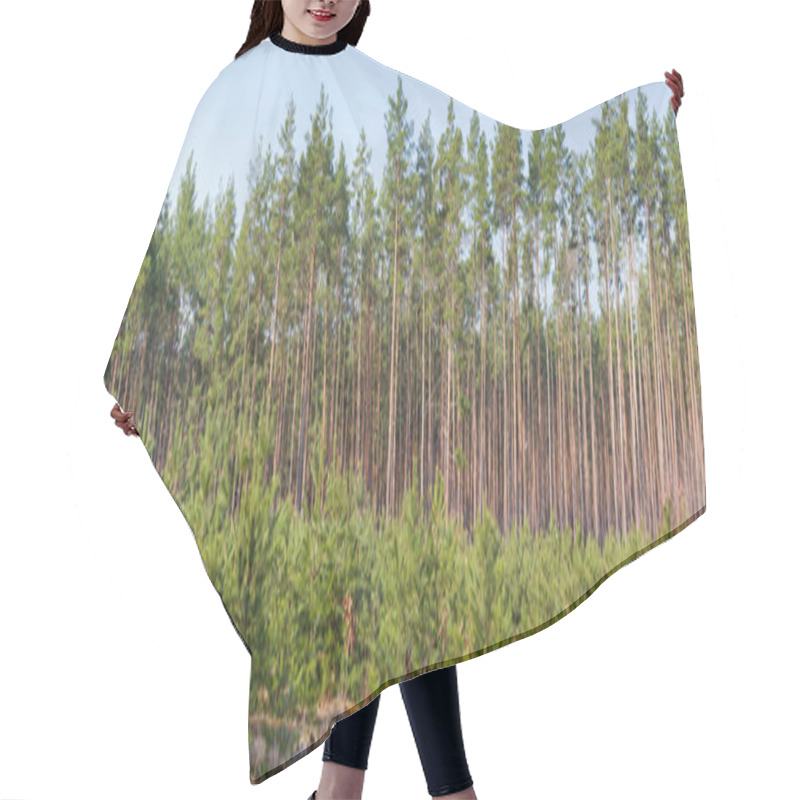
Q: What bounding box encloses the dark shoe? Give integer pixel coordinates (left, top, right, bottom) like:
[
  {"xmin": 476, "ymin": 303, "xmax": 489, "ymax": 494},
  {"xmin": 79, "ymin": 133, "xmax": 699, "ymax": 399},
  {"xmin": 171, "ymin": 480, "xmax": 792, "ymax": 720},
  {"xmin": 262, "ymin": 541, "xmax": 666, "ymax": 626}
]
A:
[{"xmin": 307, "ymin": 792, "xmax": 317, "ymax": 800}]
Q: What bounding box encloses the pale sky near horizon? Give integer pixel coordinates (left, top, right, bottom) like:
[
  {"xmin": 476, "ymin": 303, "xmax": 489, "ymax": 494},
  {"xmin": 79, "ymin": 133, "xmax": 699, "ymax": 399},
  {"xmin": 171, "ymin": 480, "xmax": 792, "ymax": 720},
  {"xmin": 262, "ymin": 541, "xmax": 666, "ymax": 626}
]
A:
[
  {"xmin": 156, "ymin": 40, "xmax": 676, "ymax": 320},
  {"xmin": 161, "ymin": 40, "xmax": 672, "ymax": 233}
]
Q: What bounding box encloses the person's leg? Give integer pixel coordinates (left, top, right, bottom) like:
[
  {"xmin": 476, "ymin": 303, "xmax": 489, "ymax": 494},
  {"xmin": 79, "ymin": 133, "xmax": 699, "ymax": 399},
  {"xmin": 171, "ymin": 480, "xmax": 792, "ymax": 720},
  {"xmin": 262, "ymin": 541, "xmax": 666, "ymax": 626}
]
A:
[
  {"xmin": 399, "ymin": 665, "xmax": 476, "ymax": 798},
  {"xmin": 315, "ymin": 694, "xmax": 381, "ymax": 800}
]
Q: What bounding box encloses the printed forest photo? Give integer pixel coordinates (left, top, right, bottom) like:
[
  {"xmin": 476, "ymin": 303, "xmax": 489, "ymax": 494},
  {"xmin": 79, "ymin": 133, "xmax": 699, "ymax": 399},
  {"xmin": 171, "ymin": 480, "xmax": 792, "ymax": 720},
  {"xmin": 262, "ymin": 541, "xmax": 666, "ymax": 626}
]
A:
[{"xmin": 104, "ymin": 76, "xmax": 705, "ymax": 781}]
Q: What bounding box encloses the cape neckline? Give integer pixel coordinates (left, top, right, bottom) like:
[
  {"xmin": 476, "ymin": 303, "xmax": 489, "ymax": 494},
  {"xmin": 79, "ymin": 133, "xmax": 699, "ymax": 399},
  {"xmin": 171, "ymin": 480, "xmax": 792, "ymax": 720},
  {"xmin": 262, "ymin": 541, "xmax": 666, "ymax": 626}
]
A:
[{"xmin": 269, "ymin": 31, "xmax": 349, "ymax": 56}]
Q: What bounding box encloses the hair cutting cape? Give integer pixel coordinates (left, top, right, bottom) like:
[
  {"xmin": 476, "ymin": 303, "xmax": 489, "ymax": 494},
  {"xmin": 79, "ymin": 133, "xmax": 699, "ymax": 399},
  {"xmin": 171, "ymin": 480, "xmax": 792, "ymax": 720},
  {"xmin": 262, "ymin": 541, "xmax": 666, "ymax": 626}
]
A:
[{"xmin": 103, "ymin": 32, "xmax": 706, "ymax": 784}]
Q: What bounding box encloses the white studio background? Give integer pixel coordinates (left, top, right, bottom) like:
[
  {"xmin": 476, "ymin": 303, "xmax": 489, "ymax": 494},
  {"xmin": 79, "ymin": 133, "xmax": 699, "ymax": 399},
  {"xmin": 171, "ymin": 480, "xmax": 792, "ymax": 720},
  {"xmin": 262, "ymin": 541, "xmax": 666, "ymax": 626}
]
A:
[{"xmin": 1, "ymin": 1, "xmax": 796, "ymax": 798}]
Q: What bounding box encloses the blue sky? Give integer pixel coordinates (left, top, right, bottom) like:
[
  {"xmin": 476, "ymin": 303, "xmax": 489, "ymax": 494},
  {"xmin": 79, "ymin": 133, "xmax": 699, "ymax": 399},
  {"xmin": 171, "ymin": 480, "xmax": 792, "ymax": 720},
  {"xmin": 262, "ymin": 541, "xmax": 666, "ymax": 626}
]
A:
[
  {"xmin": 163, "ymin": 42, "xmax": 673, "ymax": 237},
  {"xmin": 160, "ymin": 42, "xmax": 676, "ymax": 319}
]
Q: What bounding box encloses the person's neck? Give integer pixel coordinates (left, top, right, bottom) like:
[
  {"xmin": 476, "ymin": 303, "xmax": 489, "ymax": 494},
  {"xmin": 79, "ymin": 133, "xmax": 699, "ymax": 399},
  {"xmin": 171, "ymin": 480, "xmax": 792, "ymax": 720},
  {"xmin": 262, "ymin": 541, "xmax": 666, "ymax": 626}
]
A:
[{"xmin": 280, "ymin": 19, "xmax": 337, "ymax": 47}]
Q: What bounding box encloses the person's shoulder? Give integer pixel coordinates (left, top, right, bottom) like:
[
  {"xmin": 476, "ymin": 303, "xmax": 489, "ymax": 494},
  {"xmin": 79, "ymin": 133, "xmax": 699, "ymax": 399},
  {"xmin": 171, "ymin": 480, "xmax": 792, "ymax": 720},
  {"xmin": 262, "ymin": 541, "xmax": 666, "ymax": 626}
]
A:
[
  {"xmin": 191, "ymin": 39, "xmax": 272, "ymax": 118},
  {"xmin": 213, "ymin": 41, "xmax": 269, "ymax": 90}
]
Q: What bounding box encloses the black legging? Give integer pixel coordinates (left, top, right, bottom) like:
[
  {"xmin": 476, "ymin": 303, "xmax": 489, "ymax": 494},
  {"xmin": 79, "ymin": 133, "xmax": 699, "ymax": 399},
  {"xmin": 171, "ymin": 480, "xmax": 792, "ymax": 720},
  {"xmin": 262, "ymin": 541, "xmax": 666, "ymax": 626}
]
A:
[{"xmin": 322, "ymin": 664, "xmax": 474, "ymax": 797}]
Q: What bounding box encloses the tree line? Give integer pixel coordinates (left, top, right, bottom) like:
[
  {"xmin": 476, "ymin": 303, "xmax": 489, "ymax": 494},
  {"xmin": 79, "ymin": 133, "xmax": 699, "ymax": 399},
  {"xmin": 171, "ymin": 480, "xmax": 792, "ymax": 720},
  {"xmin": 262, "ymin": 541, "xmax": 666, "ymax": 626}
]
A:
[{"xmin": 105, "ymin": 76, "xmax": 705, "ymax": 547}]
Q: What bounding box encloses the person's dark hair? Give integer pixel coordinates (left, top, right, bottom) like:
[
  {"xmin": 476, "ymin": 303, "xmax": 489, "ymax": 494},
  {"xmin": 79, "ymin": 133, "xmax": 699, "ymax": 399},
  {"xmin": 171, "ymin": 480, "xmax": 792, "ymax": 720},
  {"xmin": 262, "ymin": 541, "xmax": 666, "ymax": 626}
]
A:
[{"xmin": 236, "ymin": 0, "xmax": 371, "ymax": 59}]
